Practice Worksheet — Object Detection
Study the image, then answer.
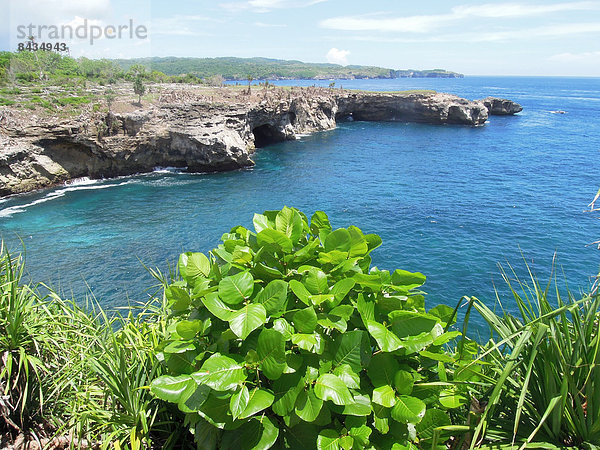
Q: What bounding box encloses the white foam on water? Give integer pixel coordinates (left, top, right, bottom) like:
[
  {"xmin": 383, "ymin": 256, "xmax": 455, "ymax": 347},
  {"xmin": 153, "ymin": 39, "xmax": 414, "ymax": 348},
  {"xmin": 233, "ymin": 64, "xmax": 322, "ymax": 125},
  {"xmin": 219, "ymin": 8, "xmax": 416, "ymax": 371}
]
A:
[
  {"xmin": 152, "ymin": 166, "xmax": 188, "ymax": 174},
  {"xmin": 0, "ymin": 180, "xmax": 131, "ymax": 218},
  {"xmin": 64, "ymin": 177, "xmax": 97, "ymax": 186}
]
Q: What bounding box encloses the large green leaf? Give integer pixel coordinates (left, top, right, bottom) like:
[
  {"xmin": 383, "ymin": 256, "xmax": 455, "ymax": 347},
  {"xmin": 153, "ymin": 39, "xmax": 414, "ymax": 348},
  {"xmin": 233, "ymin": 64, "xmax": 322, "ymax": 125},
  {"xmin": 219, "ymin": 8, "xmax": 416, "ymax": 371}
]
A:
[
  {"xmin": 372, "ymin": 385, "xmax": 396, "ymax": 408},
  {"xmin": 428, "ymin": 304, "xmax": 456, "ymax": 326},
  {"xmin": 276, "ymin": 206, "xmax": 304, "ymax": 242},
  {"xmin": 176, "ymin": 320, "xmax": 206, "ymax": 340},
  {"xmin": 289, "ymin": 279, "xmax": 311, "ymax": 305},
  {"xmin": 179, "ymin": 252, "xmax": 211, "ymax": 285},
  {"xmin": 192, "ymin": 354, "xmax": 246, "ymax": 391},
  {"xmin": 273, "ymin": 318, "xmax": 295, "ymax": 340},
  {"xmin": 414, "ymin": 409, "xmax": 451, "ymax": 440},
  {"xmin": 272, "ymin": 374, "xmax": 304, "ymax": 416},
  {"xmin": 390, "ymin": 270, "xmax": 426, "ymax": 290},
  {"xmin": 353, "ymin": 273, "xmax": 383, "ymax": 291},
  {"xmin": 439, "ymin": 388, "xmax": 467, "ymax": 409},
  {"xmin": 389, "ymin": 311, "xmax": 439, "ymax": 339},
  {"xmin": 291, "ymin": 333, "xmax": 318, "ymax": 351},
  {"xmin": 325, "ymin": 228, "xmax": 352, "ymax": 253},
  {"xmin": 367, "ymin": 320, "xmax": 403, "ymax": 352},
  {"xmin": 255, "ymin": 280, "xmax": 288, "ymax": 316},
  {"xmin": 178, "ymin": 384, "xmax": 211, "ymax": 413},
  {"xmin": 197, "ymin": 391, "xmax": 235, "ymax": 429},
  {"xmin": 230, "ymin": 385, "xmax": 250, "ymax": 420},
  {"xmin": 220, "ymin": 416, "xmax": 279, "ymax": 450},
  {"xmin": 303, "ymin": 269, "xmax": 329, "ymax": 295},
  {"xmin": 333, "ymin": 330, "xmax": 371, "ymax": 372},
  {"xmin": 219, "ymin": 271, "xmax": 254, "ymax": 305},
  {"xmin": 293, "ymin": 306, "xmax": 318, "ymax": 334},
  {"xmin": 368, "ymin": 353, "xmax": 400, "ymax": 387},
  {"xmin": 253, "ymin": 213, "xmax": 270, "ymax": 233},
  {"xmin": 394, "ymin": 370, "xmax": 415, "ymax": 395},
  {"xmin": 329, "ymin": 278, "xmax": 356, "ymax": 306},
  {"xmin": 193, "ymin": 418, "xmax": 221, "ymax": 450},
  {"xmin": 347, "ymin": 225, "xmax": 369, "ymax": 257},
  {"xmin": 342, "ymin": 394, "xmax": 372, "ymax": 416},
  {"xmin": 257, "ymin": 228, "xmax": 293, "ymax": 252},
  {"xmin": 314, "ymin": 374, "xmax": 354, "ymax": 405},
  {"xmin": 347, "ymin": 417, "xmax": 372, "ymax": 448},
  {"xmin": 317, "ymin": 429, "xmax": 343, "ymax": 450},
  {"xmin": 390, "ymin": 395, "xmax": 426, "ymax": 424},
  {"xmin": 238, "ymin": 388, "xmax": 275, "ymax": 419},
  {"xmin": 357, "ymin": 294, "xmax": 374, "ymax": 327},
  {"xmin": 257, "ymin": 328, "xmax": 286, "ymax": 380},
  {"xmin": 150, "ymin": 375, "xmax": 195, "ymax": 403},
  {"xmin": 166, "ymin": 285, "xmax": 191, "ymax": 312},
  {"xmin": 333, "ymin": 364, "xmax": 360, "ymax": 389},
  {"xmin": 310, "ymin": 211, "xmax": 331, "ymax": 233},
  {"xmin": 202, "ymin": 292, "xmax": 236, "ymax": 321},
  {"xmin": 229, "ymin": 303, "xmax": 267, "ymax": 340},
  {"xmin": 365, "ymin": 233, "xmax": 382, "ymax": 253},
  {"xmin": 295, "ymin": 388, "xmax": 323, "ymax": 422}
]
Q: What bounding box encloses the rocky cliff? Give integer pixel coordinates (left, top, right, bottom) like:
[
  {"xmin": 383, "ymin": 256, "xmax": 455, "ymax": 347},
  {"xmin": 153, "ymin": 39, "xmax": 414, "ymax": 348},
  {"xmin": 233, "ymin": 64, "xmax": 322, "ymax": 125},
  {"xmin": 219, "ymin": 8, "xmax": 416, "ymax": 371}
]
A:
[
  {"xmin": 481, "ymin": 97, "xmax": 523, "ymax": 115},
  {"xmin": 0, "ymin": 89, "xmax": 498, "ymax": 197}
]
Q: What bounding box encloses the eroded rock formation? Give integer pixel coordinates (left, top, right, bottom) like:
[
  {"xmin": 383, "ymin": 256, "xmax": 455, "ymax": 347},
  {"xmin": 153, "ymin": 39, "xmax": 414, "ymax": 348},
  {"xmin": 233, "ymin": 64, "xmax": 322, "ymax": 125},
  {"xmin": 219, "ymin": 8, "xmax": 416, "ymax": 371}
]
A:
[
  {"xmin": 481, "ymin": 97, "xmax": 523, "ymax": 115},
  {"xmin": 0, "ymin": 90, "xmax": 501, "ymax": 197}
]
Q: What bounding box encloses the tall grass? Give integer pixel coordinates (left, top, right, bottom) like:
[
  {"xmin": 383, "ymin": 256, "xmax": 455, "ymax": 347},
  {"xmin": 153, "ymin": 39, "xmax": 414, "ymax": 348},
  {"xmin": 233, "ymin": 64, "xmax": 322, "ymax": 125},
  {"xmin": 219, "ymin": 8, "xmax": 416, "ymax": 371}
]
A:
[
  {"xmin": 0, "ymin": 246, "xmax": 183, "ymax": 448},
  {"xmin": 463, "ymin": 262, "xmax": 600, "ymax": 449}
]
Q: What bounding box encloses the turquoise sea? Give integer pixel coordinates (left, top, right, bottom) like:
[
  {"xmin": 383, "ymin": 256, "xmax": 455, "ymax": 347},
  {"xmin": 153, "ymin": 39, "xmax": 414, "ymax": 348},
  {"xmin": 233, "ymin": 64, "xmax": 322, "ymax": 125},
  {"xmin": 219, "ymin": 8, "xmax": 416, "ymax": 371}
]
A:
[{"xmin": 1, "ymin": 76, "xmax": 599, "ymax": 329}]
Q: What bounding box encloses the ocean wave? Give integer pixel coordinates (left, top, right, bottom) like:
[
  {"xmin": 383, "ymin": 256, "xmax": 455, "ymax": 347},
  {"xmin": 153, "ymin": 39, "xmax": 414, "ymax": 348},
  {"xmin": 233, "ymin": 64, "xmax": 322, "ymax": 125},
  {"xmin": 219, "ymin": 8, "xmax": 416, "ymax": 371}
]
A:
[
  {"xmin": 152, "ymin": 166, "xmax": 188, "ymax": 174},
  {"xmin": 0, "ymin": 180, "xmax": 130, "ymax": 218},
  {"xmin": 64, "ymin": 177, "xmax": 97, "ymax": 186}
]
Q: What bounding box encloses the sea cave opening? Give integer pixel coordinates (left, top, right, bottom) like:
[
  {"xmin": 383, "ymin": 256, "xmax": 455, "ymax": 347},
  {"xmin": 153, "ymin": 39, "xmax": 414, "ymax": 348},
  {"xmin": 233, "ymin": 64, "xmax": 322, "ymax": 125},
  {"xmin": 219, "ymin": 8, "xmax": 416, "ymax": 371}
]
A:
[{"xmin": 252, "ymin": 124, "xmax": 284, "ymax": 148}]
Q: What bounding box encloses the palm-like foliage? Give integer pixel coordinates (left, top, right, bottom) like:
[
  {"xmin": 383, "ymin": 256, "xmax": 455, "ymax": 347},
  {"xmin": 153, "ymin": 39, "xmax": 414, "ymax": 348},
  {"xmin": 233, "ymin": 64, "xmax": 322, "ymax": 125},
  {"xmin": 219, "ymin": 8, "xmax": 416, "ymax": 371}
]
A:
[
  {"xmin": 0, "ymin": 245, "xmax": 184, "ymax": 448},
  {"xmin": 464, "ymin": 263, "xmax": 600, "ymax": 449}
]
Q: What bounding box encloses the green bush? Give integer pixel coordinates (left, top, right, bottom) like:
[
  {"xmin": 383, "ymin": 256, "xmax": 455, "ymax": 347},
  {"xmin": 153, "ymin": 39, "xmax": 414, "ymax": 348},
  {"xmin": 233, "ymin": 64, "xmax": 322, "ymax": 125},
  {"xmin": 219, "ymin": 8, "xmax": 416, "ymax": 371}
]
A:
[
  {"xmin": 151, "ymin": 207, "xmax": 472, "ymax": 449},
  {"xmin": 54, "ymin": 95, "xmax": 91, "ymax": 106},
  {"xmin": 0, "ymin": 97, "xmax": 15, "ymax": 106}
]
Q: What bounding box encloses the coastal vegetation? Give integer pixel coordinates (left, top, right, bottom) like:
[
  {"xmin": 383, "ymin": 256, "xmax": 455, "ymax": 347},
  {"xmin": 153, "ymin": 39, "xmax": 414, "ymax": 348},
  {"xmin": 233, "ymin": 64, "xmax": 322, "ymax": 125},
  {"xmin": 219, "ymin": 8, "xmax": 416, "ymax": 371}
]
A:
[
  {"xmin": 0, "ymin": 51, "xmax": 462, "ymax": 94},
  {"xmin": 1, "ymin": 207, "xmax": 598, "ymax": 449},
  {"xmin": 112, "ymin": 57, "xmax": 463, "ymax": 81}
]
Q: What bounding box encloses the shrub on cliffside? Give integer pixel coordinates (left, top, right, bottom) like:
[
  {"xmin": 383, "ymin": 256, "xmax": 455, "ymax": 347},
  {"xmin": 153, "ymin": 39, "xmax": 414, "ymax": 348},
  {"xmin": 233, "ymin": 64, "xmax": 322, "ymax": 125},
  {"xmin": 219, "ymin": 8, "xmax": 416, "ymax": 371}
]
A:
[
  {"xmin": 133, "ymin": 75, "xmax": 146, "ymax": 105},
  {"xmin": 150, "ymin": 207, "xmax": 476, "ymax": 449}
]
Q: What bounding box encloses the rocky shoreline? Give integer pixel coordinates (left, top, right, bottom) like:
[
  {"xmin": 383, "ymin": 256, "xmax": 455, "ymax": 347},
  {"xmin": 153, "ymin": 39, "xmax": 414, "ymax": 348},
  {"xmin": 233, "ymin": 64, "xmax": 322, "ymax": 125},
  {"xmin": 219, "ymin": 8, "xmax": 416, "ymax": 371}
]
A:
[{"xmin": 0, "ymin": 87, "xmax": 521, "ymax": 197}]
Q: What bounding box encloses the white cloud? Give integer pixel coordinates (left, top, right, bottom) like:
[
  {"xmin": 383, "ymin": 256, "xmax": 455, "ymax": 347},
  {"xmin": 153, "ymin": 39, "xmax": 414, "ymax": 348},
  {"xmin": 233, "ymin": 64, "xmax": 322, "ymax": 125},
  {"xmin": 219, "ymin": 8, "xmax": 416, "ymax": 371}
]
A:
[
  {"xmin": 320, "ymin": 1, "xmax": 600, "ymax": 33},
  {"xmin": 326, "ymin": 47, "xmax": 350, "ymax": 65},
  {"xmin": 254, "ymin": 22, "xmax": 287, "ymax": 28},
  {"xmin": 321, "ymin": 14, "xmax": 451, "ymax": 33},
  {"xmin": 221, "ymin": 0, "xmax": 327, "ymax": 13},
  {"xmin": 335, "ymin": 22, "xmax": 600, "ymax": 43},
  {"xmin": 549, "ymin": 50, "xmax": 600, "ymax": 61},
  {"xmin": 452, "ymin": 2, "xmax": 600, "ymax": 18}
]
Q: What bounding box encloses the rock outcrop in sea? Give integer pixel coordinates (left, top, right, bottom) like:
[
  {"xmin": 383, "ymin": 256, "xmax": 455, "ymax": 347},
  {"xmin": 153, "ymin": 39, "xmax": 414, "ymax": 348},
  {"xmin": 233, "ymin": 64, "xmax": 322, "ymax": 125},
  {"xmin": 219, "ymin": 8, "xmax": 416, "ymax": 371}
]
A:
[
  {"xmin": 480, "ymin": 97, "xmax": 523, "ymax": 115},
  {"xmin": 0, "ymin": 89, "xmax": 510, "ymax": 197}
]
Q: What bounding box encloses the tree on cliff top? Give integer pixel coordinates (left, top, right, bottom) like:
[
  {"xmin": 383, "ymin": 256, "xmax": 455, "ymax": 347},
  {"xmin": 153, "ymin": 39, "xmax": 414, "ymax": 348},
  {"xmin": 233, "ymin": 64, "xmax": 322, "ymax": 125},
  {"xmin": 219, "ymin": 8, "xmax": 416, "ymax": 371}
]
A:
[{"xmin": 133, "ymin": 75, "xmax": 145, "ymax": 105}]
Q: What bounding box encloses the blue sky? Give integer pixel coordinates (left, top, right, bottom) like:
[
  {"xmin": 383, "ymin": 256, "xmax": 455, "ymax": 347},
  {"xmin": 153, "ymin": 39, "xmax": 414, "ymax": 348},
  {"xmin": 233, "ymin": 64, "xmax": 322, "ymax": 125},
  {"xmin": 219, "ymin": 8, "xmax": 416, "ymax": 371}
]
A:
[{"xmin": 2, "ymin": 0, "xmax": 600, "ymax": 76}]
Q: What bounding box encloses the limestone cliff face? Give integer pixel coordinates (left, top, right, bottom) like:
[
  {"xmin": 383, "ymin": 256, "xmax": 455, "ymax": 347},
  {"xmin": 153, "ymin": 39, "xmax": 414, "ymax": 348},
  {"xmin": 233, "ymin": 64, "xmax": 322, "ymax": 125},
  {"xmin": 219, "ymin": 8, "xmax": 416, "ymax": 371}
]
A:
[
  {"xmin": 336, "ymin": 92, "xmax": 488, "ymax": 125},
  {"xmin": 481, "ymin": 97, "xmax": 523, "ymax": 115},
  {"xmin": 0, "ymin": 90, "xmax": 494, "ymax": 197}
]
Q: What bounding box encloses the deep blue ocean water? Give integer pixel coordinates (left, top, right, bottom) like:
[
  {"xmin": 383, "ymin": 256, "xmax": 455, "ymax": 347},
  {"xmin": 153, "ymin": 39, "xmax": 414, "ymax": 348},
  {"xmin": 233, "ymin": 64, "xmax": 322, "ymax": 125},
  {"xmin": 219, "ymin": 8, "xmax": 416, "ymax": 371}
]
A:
[{"xmin": 1, "ymin": 76, "xmax": 599, "ymax": 330}]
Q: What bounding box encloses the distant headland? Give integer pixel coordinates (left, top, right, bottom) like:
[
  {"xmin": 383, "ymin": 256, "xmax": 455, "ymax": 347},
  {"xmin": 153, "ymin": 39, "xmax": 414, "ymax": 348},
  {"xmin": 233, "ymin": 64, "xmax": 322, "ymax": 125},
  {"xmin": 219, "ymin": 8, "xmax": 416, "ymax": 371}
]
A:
[{"xmin": 113, "ymin": 57, "xmax": 464, "ymax": 81}]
